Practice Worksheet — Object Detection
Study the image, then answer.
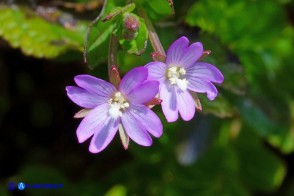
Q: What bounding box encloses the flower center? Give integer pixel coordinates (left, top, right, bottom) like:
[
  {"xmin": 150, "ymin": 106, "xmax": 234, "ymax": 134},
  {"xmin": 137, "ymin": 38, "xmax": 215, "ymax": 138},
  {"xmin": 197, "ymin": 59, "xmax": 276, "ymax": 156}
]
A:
[
  {"xmin": 108, "ymin": 92, "xmax": 130, "ymax": 119},
  {"xmin": 167, "ymin": 66, "xmax": 189, "ymax": 91}
]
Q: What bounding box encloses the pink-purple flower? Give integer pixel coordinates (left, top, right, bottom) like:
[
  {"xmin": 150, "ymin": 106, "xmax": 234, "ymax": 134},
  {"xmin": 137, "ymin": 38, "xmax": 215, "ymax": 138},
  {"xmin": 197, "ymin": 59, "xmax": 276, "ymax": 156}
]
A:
[
  {"xmin": 66, "ymin": 67, "xmax": 163, "ymax": 153},
  {"xmin": 145, "ymin": 36, "xmax": 224, "ymax": 122}
]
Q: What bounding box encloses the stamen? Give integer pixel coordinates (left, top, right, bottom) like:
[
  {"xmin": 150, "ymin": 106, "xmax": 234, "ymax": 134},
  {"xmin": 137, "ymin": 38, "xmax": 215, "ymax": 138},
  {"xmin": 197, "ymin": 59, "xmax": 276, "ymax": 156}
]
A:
[
  {"xmin": 167, "ymin": 66, "xmax": 189, "ymax": 90},
  {"xmin": 114, "ymin": 92, "xmax": 121, "ymax": 98},
  {"xmin": 179, "ymin": 67, "xmax": 186, "ymax": 75},
  {"xmin": 108, "ymin": 91, "xmax": 130, "ymax": 119},
  {"xmin": 176, "ymin": 78, "xmax": 189, "ymax": 91},
  {"xmin": 123, "ymin": 102, "xmax": 130, "ymax": 108}
]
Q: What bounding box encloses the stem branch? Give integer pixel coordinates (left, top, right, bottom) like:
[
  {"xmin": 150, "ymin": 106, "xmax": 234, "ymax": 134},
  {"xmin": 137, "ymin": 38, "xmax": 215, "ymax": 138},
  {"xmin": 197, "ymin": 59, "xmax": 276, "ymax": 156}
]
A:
[
  {"xmin": 138, "ymin": 7, "xmax": 166, "ymax": 56},
  {"xmin": 108, "ymin": 34, "xmax": 119, "ymax": 77}
]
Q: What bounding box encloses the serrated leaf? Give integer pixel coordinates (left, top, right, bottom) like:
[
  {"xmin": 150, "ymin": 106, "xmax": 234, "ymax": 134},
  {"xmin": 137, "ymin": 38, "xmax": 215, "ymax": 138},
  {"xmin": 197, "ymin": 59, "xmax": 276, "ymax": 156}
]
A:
[
  {"xmin": 0, "ymin": 6, "xmax": 85, "ymax": 58},
  {"xmin": 84, "ymin": 18, "xmax": 115, "ymax": 67},
  {"xmin": 146, "ymin": 0, "xmax": 173, "ymax": 16},
  {"xmin": 119, "ymin": 18, "xmax": 148, "ymax": 55},
  {"xmin": 84, "ymin": 0, "xmax": 119, "ymax": 67},
  {"xmin": 103, "ymin": 3, "xmax": 136, "ymax": 22}
]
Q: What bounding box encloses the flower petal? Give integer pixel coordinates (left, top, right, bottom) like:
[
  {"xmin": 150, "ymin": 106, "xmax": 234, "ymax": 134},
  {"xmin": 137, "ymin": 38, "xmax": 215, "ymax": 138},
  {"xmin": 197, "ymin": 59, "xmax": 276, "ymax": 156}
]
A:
[
  {"xmin": 186, "ymin": 62, "xmax": 224, "ymax": 83},
  {"xmin": 160, "ymin": 82, "xmax": 178, "ymax": 122},
  {"xmin": 187, "ymin": 78, "xmax": 218, "ymax": 100},
  {"xmin": 89, "ymin": 118, "xmax": 119, "ymax": 153},
  {"xmin": 66, "ymin": 86, "xmax": 107, "ymax": 108},
  {"xmin": 127, "ymin": 81, "xmax": 159, "ymax": 104},
  {"xmin": 129, "ymin": 104, "xmax": 163, "ymax": 138},
  {"xmin": 145, "ymin": 62, "xmax": 167, "ymax": 82},
  {"xmin": 176, "ymin": 89, "xmax": 195, "ymax": 121},
  {"xmin": 119, "ymin": 67, "xmax": 148, "ymax": 95},
  {"xmin": 76, "ymin": 103, "xmax": 109, "ymax": 143},
  {"xmin": 121, "ymin": 110, "xmax": 152, "ymax": 146},
  {"xmin": 74, "ymin": 75, "xmax": 116, "ymax": 98},
  {"xmin": 166, "ymin": 36, "xmax": 203, "ymax": 68}
]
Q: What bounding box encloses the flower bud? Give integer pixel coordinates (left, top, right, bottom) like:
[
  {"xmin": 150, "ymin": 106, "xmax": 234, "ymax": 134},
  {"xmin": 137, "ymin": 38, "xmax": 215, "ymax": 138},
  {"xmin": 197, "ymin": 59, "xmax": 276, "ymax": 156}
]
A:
[{"xmin": 122, "ymin": 13, "xmax": 140, "ymax": 41}]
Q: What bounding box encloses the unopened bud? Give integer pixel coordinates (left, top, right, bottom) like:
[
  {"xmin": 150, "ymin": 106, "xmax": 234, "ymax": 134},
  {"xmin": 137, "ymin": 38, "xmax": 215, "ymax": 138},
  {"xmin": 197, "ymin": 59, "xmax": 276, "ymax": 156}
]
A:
[
  {"xmin": 122, "ymin": 13, "xmax": 140, "ymax": 40},
  {"xmin": 199, "ymin": 50, "xmax": 211, "ymax": 60},
  {"xmin": 109, "ymin": 65, "xmax": 121, "ymax": 88},
  {"xmin": 151, "ymin": 52, "xmax": 166, "ymax": 62}
]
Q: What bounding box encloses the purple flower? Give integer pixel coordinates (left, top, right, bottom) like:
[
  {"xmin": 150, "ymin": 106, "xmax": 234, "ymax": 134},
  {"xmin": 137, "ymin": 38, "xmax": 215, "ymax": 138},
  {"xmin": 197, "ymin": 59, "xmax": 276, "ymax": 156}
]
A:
[
  {"xmin": 145, "ymin": 36, "xmax": 224, "ymax": 122},
  {"xmin": 66, "ymin": 67, "xmax": 163, "ymax": 153}
]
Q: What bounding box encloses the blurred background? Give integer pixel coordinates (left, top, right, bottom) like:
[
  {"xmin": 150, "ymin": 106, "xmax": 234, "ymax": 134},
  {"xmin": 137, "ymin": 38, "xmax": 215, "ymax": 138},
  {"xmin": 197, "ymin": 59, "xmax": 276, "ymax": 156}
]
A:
[{"xmin": 1, "ymin": 0, "xmax": 294, "ymax": 195}]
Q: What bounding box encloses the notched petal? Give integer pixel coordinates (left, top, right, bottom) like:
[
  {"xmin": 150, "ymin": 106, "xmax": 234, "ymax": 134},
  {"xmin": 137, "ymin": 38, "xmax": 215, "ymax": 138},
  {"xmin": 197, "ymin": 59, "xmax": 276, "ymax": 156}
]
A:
[
  {"xmin": 176, "ymin": 89, "xmax": 195, "ymax": 121},
  {"xmin": 74, "ymin": 74, "xmax": 116, "ymax": 97},
  {"xmin": 127, "ymin": 80, "xmax": 159, "ymax": 104},
  {"xmin": 89, "ymin": 118, "xmax": 119, "ymax": 153},
  {"xmin": 119, "ymin": 67, "xmax": 148, "ymax": 95}
]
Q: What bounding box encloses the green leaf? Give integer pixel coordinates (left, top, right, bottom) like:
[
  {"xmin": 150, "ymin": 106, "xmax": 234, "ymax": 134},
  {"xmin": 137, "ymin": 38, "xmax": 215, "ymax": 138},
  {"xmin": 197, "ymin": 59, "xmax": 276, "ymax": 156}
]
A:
[
  {"xmin": 199, "ymin": 94, "xmax": 236, "ymax": 118},
  {"xmin": 84, "ymin": 0, "xmax": 134, "ymax": 67},
  {"xmin": 173, "ymin": 145, "xmax": 249, "ymax": 196},
  {"xmin": 235, "ymin": 129, "xmax": 286, "ymax": 192},
  {"xmin": 267, "ymin": 101, "xmax": 294, "ymax": 154},
  {"xmin": 84, "ymin": 20, "xmax": 115, "ymax": 67},
  {"xmin": 84, "ymin": 0, "xmax": 123, "ymax": 67},
  {"xmin": 236, "ymin": 98, "xmax": 280, "ymax": 136},
  {"xmin": 185, "ymin": 0, "xmax": 285, "ymax": 47},
  {"xmin": 146, "ymin": 0, "xmax": 172, "ymax": 16},
  {"xmin": 220, "ymin": 63, "xmax": 247, "ymax": 95},
  {"xmin": 0, "ymin": 6, "xmax": 85, "ymax": 58},
  {"xmin": 105, "ymin": 185, "xmax": 127, "ymax": 196},
  {"xmin": 103, "ymin": 3, "xmax": 136, "ymax": 22},
  {"xmin": 119, "ymin": 18, "xmax": 148, "ymax": 55},
  {"xmin": 185, "ymin": 0, "xmax": 288, "ymax": 84}
]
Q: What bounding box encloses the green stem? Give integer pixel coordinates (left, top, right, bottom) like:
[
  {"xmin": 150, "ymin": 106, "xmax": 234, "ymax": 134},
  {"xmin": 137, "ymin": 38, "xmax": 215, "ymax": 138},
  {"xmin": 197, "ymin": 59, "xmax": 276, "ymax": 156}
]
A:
[
  {"xmin": 138, "ymin": 7, "xmax": 166, "ymax": 56},
  {"xmin": 108, "ymin": 34, "xmax": 119, "ymax": 77}
]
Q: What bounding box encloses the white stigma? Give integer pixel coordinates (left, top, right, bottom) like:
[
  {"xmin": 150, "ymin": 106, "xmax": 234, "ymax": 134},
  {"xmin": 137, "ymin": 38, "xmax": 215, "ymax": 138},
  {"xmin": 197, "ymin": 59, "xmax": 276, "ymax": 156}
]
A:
[
  {"xmin": 108, "ymin": 92, "xmax": 129, "ymax": 119},
  {"xmin": 167, "ymin": 66, "xmax": 189, "ymax": 91}
]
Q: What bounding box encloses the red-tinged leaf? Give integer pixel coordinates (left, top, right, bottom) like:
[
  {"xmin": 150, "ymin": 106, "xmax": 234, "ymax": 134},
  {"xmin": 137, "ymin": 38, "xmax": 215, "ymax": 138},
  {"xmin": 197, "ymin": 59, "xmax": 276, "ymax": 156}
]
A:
[
  {"xmin": 190, "ymin": 91, "xmax": 202, "ymax": 111},
  {"xmin": 119, "ymin": 124, "xmax": 129, "ymax": 150},
  {"xmin": 151, "ymin": 52, "xmax": 166, "ymax": 62},
  {"xmin": 167, "ymin": 0, "xmax": 175, "ymax": 14},
  {"xmin": 146, "ymin": 97, "xmax": 162, "ymax": 108},
  {"xmin": 109, "ymin": 65, "xmax": 121, "ymax": 88},
  {"xmin": 199, "ymin": 50, "xmax": 211, "ymax": 61},
  {"xmin": 74, "ymin": 109, "xmax": 92, "ymax": 118}
]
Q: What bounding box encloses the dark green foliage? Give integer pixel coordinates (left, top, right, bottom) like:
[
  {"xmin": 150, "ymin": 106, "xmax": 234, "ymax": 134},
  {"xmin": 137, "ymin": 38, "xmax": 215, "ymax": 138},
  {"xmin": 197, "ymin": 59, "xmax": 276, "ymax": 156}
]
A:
[{"xmin": 0, "ymin": 0, "xmax": 294, "ymax": 195}]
